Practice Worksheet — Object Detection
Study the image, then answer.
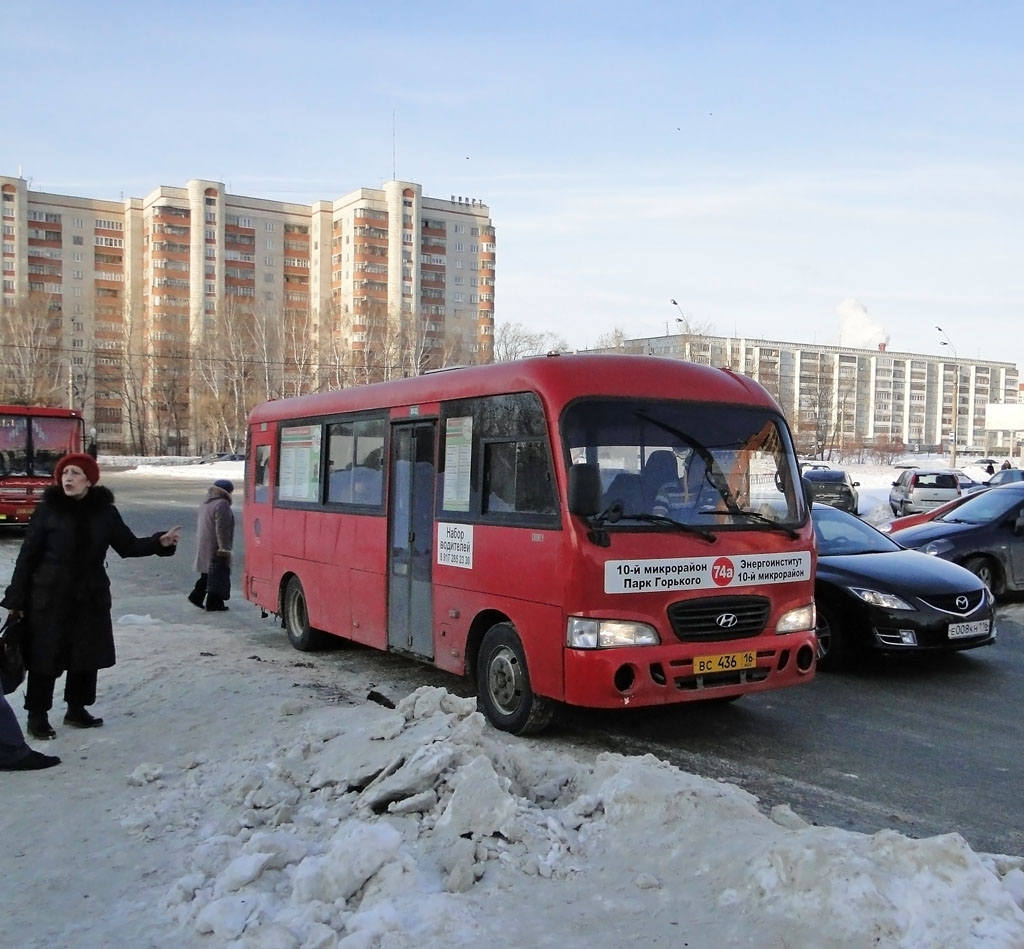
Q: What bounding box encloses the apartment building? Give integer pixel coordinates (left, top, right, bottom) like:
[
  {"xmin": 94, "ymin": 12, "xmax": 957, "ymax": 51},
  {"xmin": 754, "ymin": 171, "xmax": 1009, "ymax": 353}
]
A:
[
  {"xmin": 589, "ymin": 332, "xmax": 1019, "ymax": 455},
  {"xmin": 1, "ymin": 175, "xmax": 495, "ymax": 453}
]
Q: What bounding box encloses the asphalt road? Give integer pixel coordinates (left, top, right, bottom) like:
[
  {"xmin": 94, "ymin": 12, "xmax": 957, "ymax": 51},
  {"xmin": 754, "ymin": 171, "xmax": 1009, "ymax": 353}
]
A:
[{"xmin": 4, "ymin": 471, "xmax": 1022, "ymax": 858}]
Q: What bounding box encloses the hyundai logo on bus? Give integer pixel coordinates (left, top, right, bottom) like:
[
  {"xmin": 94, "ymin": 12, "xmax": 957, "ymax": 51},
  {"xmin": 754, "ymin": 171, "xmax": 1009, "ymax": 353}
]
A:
[{"xmin": 716, "ymin": 613, "xmax": 739, "ymax": 629}]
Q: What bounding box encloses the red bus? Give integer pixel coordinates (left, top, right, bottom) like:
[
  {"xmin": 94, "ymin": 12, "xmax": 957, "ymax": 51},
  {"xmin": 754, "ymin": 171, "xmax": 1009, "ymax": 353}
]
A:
[
  {"xmin": 244, "ymin": 354, "xmax": 817, "ymax": 733},
  {"xmin": 0, "ymin": 405, "xmax": 85, "ymax": 524}
]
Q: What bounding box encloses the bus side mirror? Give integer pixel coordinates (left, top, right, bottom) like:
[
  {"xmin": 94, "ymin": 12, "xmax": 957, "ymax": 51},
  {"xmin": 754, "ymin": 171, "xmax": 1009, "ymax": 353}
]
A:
[{"xmin": 568, "ymin": 464, "xmax": 602, "ymax": 517}]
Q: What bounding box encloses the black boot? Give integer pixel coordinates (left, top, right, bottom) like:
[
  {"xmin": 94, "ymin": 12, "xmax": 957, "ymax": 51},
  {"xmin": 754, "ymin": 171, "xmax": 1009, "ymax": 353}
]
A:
[
  {"xmin": 187, "ymin": 590, "xmax": 205, "ymax": 608},
  {"xmin": 64, "ymin": 705, "xmax": 104, "ymax": 728},
  {"xmin": 27, "ymin": 712, "xmax": 57, "ymax": 740},
  {"xmin": 0, "ymin": 750, "xmax": 62, "ymax": 771}
]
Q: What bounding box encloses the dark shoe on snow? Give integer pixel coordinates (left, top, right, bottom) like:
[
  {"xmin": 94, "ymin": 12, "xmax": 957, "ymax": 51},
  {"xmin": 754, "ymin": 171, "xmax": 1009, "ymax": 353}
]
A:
[
  {"xmin": 187, "ymin": 591, "xmax": 205, "ymax": 608},
  {"xmin": 64, "ymin": 706, "xmax": 104, "ymax": 729},
  {"xmin": 1, "ymin": 749, "xmax": 62, "ymax": 771},
  {"xmin": 27, "ymin": 713, "xmax": 57, "ymax": 740}
]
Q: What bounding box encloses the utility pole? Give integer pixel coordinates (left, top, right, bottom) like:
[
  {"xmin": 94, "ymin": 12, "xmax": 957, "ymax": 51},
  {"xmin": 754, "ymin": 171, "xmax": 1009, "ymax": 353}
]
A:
[{"xmin": 936, "ymin": 326, "xmax": 958, "ymax": 468}]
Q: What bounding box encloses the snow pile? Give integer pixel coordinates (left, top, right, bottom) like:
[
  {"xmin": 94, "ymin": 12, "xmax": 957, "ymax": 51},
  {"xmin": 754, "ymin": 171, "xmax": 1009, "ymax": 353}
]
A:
[{"xmin": 108, "ymin": 680, "xmax": 1024, "ymax": 947}]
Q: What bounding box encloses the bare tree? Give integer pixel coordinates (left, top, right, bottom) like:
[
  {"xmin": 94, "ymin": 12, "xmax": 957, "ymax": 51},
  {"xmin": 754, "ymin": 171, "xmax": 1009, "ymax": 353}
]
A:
[
  {"xmin": 492, "ymin": 321, "xmax": 568, "ymax": 362},
  {"xmin": 0, "ymin": 293, "xmax": 65, "ymax": 405}
]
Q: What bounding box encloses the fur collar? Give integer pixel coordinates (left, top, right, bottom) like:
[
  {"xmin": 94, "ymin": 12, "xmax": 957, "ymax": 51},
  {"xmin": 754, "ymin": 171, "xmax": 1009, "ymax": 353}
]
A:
[{"xmin": 42, "ymin": 483, "xmax": 116, "ymax": 511}]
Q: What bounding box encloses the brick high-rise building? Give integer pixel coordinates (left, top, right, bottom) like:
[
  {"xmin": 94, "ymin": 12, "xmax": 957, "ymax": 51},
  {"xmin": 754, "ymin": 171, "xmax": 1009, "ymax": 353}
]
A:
[{"xmin": 1, "ymin": 175, "xmax": 495, "ymax": 453}]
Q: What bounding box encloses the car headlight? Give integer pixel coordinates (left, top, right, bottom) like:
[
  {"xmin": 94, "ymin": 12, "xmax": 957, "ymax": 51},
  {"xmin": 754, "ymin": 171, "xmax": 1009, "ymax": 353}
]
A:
[
  {"xmin": 777, "ymin": 603, "xmax": 815, "ymax": 633},
  {"xmin": 851, "ymin": 587, "xmax": 914, "ymax": 610},
  {"xmin": 566, "ymin": 617, "xmax": 660, "ymax": 648},
  {"xmin": 921, "ymin": 539, "xmax": 955, "ymax": 557}
]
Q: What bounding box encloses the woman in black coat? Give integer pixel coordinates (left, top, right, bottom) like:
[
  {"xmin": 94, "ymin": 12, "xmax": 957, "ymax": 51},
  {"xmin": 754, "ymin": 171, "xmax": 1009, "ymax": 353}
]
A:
[{"xmin": 1, "ymin": 453, "xmax": 181, "ymax": 740}]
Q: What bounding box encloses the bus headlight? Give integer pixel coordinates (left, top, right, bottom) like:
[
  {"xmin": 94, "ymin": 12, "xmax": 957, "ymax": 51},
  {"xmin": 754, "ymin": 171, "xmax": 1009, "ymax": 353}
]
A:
[
  {"xmin": 567, "ymin": 617, "xmax": 661, "ymax": 648},
  {"xmin": 776, "ymin": 603, "xmax": 815, "ymax": 634}
]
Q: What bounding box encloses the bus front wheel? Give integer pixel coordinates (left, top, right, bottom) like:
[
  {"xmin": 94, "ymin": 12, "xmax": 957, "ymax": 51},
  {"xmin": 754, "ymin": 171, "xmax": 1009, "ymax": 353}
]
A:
[
  {"xmin": 283, "ymin": 577, "xmax": 328, "ymax": 651},
  {"xmin": 476, "ymin": 623, "xmax": 553, "ymax": 735}
]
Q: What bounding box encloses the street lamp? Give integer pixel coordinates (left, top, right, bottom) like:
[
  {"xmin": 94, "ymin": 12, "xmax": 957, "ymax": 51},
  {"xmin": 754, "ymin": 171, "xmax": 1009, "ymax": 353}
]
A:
[
  {"xmin": 936, "ymin": 326, "xmax": 959, "ymax": 468},
  {"xmin": 669, "ymin": 299, "xmax": 688, "ymax": 332}
]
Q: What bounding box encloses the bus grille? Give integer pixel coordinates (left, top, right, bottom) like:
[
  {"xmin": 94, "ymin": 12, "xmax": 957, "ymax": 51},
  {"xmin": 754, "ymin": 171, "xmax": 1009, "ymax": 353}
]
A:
[{"xmin": 667, "ymin": 595, "xmax": 770, "ymax": 642}]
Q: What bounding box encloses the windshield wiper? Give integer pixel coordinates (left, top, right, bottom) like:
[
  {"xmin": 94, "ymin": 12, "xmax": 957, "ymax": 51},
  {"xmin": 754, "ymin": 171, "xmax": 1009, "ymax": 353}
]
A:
[
  {"xmin": 616, "ymin": 511, "xmax": 717, "ymax": 543},
  {"xmin": 727, "ymin": 509, "xmax": 800, "ymax": 539}
]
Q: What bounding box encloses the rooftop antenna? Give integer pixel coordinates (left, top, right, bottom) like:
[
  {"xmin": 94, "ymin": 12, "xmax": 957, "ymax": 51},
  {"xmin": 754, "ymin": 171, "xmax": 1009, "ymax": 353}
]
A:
[{"xmin": 392, "ymin": 109, "xmax": 397, "ymax": 181}]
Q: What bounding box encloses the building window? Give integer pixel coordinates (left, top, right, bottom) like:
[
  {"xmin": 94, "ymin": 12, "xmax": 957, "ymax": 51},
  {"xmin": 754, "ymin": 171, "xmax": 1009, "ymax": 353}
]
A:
[{"xmin": 265, "ymin": 222, "xmax": 275, "ymax": 231}]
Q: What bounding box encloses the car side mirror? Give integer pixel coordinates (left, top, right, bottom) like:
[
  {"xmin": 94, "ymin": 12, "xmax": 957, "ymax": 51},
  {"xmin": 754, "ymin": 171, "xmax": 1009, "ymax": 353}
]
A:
[
  {"xmin": 801, "ymin": 477, "xmax": 815, "ymax": 509},
  {"xmin": 568, "ymin": 463, "xmax": 602, "ymax": 517},
  {"xmin": 1014, "ymin": 514, "xmax": 1024, "ymax": 536},
  {"xmin": 853, "ymin": 481, "xmax": 860, "ymax": 487},
  {"xmin": 891, "ymin": 481, "xmax": 898, "ymax": 487}
]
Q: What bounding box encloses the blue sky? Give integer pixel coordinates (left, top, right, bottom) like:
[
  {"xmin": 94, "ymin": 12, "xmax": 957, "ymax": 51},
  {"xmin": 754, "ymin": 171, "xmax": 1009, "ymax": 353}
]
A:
[{"xmin": 7, "ymin": 0, "xmax": 1023, "ymax": 365}]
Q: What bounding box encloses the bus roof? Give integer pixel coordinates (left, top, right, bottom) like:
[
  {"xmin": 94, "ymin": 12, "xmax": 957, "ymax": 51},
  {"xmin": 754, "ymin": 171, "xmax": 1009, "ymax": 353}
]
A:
[
  {"xmin": 0, "ymin": 405, "xmax": 83, "ymax": 419},
  {"xmin": 248, "ymin": 354, "xmax": 781, "ymax": 425}
]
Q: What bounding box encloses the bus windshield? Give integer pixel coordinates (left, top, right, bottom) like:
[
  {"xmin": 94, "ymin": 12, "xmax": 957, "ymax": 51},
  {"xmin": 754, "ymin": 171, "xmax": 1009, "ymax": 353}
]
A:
[
  {"xmin": 562, "ymin": 398, "xmax": 806, "ymax": 529},
  {"xmin": 0, "ymin": 414, "xmax": 84, "ymax": 477}
]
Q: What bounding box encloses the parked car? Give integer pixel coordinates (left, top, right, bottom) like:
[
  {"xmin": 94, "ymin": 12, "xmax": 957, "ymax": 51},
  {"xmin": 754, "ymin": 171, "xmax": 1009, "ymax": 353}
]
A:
[
  {"xmin": 799, "ymin": 460, "xmax": 831, "ymax": 472},
  {"xmin": 896, "ymin": 482, "xmax": 1024, "ymax": 595},
  {"xmin": 811, "ymin": 505, "xmax": 995, "ymax": 670},
  {"xmin": 881, "ymin": 488, "xmax": 989, "ymax": 534},
  {"xmin": 953, "ymin": 468, "xmax": 987, "ymax": 494},
  {"xmin": 986, "ymin": 467, "xmax": 1024, "ymax": 487},
  {"xmin": 802, "ymin": 468, "xmax": 859, "ymax": 513},
  {"xmin": 889, "ymin": 468, "xmax": 961, "ymax": 516}
]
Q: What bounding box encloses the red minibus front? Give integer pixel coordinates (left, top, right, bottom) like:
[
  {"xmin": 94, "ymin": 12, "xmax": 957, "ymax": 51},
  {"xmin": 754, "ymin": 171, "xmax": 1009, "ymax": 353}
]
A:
[
  {"xmin": 244, "ymin": 355, "xmax": 816, "ymax": 734},
  {"xmin": 0, "ymin": 406, "xmax": 85, "ymax": 524}
]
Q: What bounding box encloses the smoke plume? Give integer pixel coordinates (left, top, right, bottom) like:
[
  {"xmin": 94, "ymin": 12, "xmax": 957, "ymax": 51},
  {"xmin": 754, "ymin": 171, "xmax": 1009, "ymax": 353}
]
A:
[{"xmin": 837, "ymin": 298, "xmax": 890, "ymax": 350}]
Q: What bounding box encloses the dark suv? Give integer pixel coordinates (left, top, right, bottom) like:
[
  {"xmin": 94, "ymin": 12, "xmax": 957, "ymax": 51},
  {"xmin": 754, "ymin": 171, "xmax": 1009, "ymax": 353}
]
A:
[{"xmin": 802, "ymin": 469, "xmax": 860, "ymax": 513}]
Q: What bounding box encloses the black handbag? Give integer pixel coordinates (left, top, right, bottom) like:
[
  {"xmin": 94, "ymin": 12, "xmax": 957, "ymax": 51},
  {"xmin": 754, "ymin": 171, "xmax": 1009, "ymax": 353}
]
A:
[
  {"xmin": 1, "ymin": 615, "xmax": 26, "ymax": 695},
  {"xmin": 207, "ymin": 558, "xmax": 231, "ymax": 601}
]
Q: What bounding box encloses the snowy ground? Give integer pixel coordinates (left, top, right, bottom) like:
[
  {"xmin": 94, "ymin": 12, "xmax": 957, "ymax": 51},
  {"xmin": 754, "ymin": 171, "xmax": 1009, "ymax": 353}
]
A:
[{"xmin": 2, "ymin": 458, "xmax": 1024, "ymax": 948}]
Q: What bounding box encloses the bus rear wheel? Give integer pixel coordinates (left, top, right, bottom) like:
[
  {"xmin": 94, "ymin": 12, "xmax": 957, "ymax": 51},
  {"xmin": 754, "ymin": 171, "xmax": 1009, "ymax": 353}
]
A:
[
  {"xmin": 477, "ymin": 623, "xmax": 553, "ymax": 735},
  {"xmin": 283, "ymin": 576, "xmax": 328, "ymax": 651}
]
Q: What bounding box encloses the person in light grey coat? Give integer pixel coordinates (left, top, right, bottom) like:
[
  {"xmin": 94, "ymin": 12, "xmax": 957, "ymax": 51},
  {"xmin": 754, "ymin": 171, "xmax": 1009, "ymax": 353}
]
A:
[{"xmin": 188, "ymin": 479, "xmax": 235, "ymax": 612}]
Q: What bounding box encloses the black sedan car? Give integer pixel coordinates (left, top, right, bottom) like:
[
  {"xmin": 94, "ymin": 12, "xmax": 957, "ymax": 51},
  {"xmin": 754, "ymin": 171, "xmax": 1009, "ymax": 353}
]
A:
[
  {"xmin": 812, "ymin": 505, "xmax": 995, "ymax": 670},
  {"xmin": 802, "ymin": 468, "xmax": 860, "ymax": 513},
  {"xmin": 896, "ymin": 482, "xmax": 1024, "ymax": 595}
]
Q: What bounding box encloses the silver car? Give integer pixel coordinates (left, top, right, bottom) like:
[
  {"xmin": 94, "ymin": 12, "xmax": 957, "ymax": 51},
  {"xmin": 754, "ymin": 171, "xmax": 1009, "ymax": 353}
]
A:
[{"xmin": 889, "ymin": 468, "xmax": 961, "ymax": 516}]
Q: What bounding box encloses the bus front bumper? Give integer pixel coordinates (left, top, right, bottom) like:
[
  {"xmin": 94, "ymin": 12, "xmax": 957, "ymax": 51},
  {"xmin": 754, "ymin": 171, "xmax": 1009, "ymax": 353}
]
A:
[{"xmin": 561, "ymin": 633, "xmax": 817, "ymax": 708}]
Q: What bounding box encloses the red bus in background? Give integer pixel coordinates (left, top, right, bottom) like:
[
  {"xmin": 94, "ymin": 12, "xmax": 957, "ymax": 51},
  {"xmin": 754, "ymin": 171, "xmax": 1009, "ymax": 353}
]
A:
[
  {"xmin": 0, "ymin": 405, "xmax": 85, "ymax": 524},
  {"xmin": 244, "ymin": 354, "xmax": 817, "ymax": 734}
]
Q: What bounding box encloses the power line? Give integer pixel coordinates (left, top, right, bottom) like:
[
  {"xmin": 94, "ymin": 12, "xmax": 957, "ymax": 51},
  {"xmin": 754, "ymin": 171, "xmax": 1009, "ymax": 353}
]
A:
[{"xmin": 0, "ymin": 339, "xmax": 426, "ymax": 373}]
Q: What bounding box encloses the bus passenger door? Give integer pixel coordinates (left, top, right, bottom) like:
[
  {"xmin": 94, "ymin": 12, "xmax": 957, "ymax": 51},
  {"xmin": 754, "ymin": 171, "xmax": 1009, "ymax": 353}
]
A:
[
  {"xmin": 387, "ymin": 421, "xmax": 436, "ymax": 658},
  {"xmin": 244, "ymin": 434, "xmax": 275, "ymax": 606}
]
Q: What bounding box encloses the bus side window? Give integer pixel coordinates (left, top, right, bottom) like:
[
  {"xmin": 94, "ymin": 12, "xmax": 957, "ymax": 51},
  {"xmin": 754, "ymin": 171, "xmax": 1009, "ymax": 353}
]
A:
[
  {"xmin": 327, "ymin": 418, "xmax": 384, "ymax": 506},
  {"xmin": 254, "ymin": 444, "xmax": 271, "ymax": 503},
  {"xmin": 483, "ymin": 440, "xmax": 557, "ymax": 516}
]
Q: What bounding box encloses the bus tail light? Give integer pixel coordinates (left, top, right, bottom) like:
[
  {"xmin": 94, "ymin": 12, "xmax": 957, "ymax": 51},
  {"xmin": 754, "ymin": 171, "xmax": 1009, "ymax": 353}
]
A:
[
  {"xmin": 776, "ymin": 603, "xmax": 815, "ymax": 634},
  {"xmin": 567, "ymin": 617, "xmax": 660, "ymax": 648}
]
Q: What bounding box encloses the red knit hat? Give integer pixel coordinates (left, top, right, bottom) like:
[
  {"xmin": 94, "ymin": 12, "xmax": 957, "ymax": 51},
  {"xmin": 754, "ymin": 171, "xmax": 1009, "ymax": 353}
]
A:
[{"xmin": 54, "ymin": 452, "xmax": 100, "ymax": 485}]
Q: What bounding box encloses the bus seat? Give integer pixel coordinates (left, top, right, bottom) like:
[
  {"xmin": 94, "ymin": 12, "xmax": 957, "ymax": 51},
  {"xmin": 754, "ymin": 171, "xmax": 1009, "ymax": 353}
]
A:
[
  {"xmin": 641, "ymin": 450, "xmax": 680, "ymax": 511},
  {"xmin": 602, "ymin": 472, "xmax": 642, "ymax": 514}
]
